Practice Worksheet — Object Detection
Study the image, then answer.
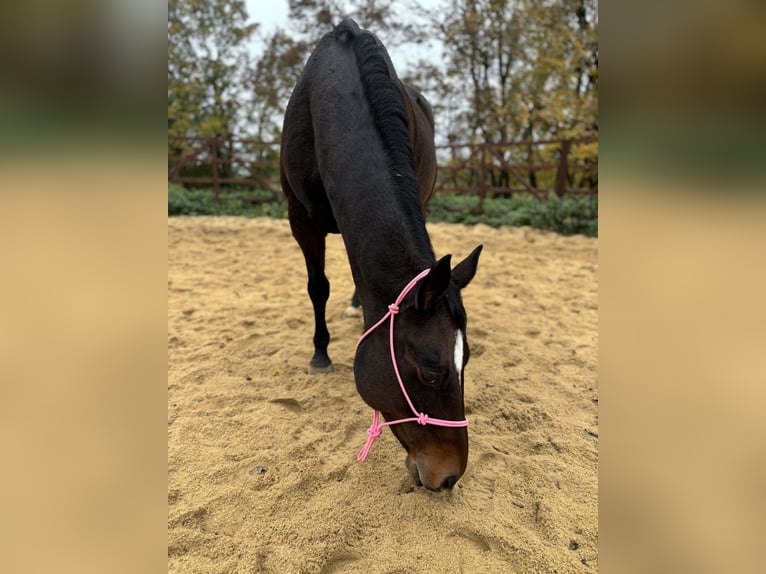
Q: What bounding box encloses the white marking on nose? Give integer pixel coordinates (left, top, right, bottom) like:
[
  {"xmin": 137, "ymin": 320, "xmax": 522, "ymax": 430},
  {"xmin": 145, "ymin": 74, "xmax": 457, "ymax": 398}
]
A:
[{"xmin": 454, "ymin": 329, "xmax": 464, "ymax": 383}]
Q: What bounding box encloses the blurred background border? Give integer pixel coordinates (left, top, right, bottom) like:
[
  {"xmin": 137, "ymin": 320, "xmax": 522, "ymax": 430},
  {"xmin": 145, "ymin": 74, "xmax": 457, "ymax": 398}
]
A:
[{"xmin": 1, "ymin": 0, "xmax": 764, "ymax": 572}]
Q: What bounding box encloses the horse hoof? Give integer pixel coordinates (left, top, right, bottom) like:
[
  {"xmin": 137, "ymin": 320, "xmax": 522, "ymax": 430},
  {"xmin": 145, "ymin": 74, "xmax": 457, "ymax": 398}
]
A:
[
  {"xmin": 308, "ymin": 363, "xmax": 333, "ymax": 375},
  {"xmin": 343, "ymin": 305, "xmax": 362, "ymax": 318}
]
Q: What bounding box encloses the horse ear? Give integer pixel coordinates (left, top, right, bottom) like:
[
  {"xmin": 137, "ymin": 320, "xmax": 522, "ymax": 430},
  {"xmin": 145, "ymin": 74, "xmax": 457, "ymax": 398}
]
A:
[
  {"xmin": 452, "ymin": 245, "xmax": 483, "ymax": 289},
  {"xmin": 417, "ymin": 254, "xmax": 452, "ymax": 311}
]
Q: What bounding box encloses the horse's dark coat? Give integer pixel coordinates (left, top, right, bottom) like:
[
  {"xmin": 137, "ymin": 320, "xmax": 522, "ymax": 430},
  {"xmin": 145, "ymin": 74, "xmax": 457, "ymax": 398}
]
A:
[{"xmin": 280, "ymin": 19, "xmax": 481, "ymax": 491}]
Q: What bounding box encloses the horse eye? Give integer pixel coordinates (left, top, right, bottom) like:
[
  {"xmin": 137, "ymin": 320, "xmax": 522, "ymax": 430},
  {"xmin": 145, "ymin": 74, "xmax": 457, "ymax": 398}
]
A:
[{"xmin": 418, "ymin": 367, "xmax": 443, "ymax": 387}]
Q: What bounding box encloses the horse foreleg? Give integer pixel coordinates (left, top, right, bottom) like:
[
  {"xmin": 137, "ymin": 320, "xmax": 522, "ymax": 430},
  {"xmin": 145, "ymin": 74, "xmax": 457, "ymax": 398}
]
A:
[{"xmin": 288, "ymin": 210, "xmax": 333, "ymax": 374}]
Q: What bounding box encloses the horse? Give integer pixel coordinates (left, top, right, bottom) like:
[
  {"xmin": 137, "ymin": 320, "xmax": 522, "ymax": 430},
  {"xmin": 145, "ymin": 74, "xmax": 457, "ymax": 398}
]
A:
[{"xmin": 280, "ymin": 19, "xmax": 482, "ymax": 491}]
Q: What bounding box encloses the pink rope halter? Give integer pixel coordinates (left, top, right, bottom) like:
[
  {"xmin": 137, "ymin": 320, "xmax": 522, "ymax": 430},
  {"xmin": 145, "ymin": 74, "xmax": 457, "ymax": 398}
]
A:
[{"xmin": 355, "ymin": 268, "xmax": 469, "ymax": 462}]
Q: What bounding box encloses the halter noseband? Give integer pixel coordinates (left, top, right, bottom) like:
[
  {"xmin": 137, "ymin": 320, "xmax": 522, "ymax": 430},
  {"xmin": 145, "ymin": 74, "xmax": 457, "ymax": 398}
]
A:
[{"xmin": 355, "ymin": 268, "xmax": 469, "ymax": 462}]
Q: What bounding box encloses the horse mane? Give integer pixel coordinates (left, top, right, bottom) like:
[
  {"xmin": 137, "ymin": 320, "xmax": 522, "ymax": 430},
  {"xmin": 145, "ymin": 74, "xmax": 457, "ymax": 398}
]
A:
[{"xmin": 335, "ymin": 20, "xmax": 424, "ymax": 226}]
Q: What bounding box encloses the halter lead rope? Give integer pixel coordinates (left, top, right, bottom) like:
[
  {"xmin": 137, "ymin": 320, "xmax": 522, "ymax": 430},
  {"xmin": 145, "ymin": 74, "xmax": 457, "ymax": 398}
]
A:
[{"xmin": 355, "ymin": 268, "xmax": 469, "ymax": 462}]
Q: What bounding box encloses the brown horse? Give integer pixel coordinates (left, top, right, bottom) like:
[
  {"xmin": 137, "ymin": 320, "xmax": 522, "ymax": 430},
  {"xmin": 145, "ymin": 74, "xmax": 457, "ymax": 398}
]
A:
[{"xmin": 280, "ymin": 19, "xmax": 482, "ymax": 491}]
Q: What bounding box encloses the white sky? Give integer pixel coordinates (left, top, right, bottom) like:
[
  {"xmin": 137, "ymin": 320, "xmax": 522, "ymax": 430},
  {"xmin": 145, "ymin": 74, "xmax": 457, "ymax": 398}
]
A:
[
  {"xmin": 244, "ymin": 0, "xmax": 442, "ymax": 68},
  {"xmin": 245, "ymin": 0, "xmax": 442, "ymax": 33},
  {"xmin": 245, "ymin": 0, "xmax": 288, "ymax": 35}
]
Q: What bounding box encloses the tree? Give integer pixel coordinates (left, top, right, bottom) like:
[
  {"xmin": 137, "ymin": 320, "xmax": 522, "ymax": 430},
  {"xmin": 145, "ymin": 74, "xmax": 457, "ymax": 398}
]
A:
[
  {"xmin": 168, "ymin": 0, "xmax": 257, "ymax": 145},
  {"xmin": 429, "ymin": 0, "xmax": 597, "ymax": 145},
  {"xmin": 421, "ymin": 0, "xmax": 597, "ymax": 191},
  {"xmin": 246, "ymin": 30, "xmax": 309, "ymax": 141}
]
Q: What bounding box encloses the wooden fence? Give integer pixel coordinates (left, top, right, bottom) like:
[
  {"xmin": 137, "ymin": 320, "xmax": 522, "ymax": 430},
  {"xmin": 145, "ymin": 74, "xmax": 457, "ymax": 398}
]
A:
[{"xmin": 168, "ymin": 135, "xmax": 597, "ymax": 203}]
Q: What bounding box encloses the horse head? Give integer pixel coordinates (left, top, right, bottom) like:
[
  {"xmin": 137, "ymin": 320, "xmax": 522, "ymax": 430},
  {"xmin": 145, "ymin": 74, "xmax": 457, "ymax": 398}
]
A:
[{"xmin": 354, "ymin": 245, "xmax": 482, "ymax": 491}]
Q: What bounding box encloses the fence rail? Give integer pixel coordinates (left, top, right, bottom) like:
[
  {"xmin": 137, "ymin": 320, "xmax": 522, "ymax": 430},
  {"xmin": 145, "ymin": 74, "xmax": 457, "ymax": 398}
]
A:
[{"xmin": 168, "ymin": 135, "xmax": 597, "ymax": 203}]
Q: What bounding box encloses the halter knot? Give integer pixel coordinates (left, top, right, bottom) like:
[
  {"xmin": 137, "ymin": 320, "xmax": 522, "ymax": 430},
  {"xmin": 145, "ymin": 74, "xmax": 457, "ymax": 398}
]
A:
[
  {"xmin": 357, "ymin": 415, "xmax": 384, "ymax": 462},
  {"xmin": 416, "ymin": 412, "xmax": 429, "ymax": 425},
  {"xmin": 388, "ymin": 303, "xmax": 399, "ymax": 314},
  {"xmin": 367, "ymin": 423, "xmax": 382, "ymax": 439}
]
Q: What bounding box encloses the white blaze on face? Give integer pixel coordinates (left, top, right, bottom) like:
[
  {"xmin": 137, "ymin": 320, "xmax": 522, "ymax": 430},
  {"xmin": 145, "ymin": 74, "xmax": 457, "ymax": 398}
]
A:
[{"xmin": 454, "ymin": 329, "xmax": 464, "ymax": 383}]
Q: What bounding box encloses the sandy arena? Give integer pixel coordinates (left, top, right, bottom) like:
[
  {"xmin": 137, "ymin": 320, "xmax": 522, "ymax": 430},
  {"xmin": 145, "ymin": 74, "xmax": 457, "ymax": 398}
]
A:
[{"xmin": 168, "ymin": 216, "xmax": 598, "ymax": 573}]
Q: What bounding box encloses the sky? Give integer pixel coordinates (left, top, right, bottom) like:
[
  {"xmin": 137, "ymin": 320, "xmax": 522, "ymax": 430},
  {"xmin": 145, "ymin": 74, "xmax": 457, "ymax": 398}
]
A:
[
  {"xmin": 243, "ymin": 0, "xmax": 443, "ymax": 73},
  {"xmin": 245, "ymin": 0, "xmax": 288, "ymax": 35},
  {"xmin": 244, "ymin": 0, "xmax": 442, "ymax": 34}
]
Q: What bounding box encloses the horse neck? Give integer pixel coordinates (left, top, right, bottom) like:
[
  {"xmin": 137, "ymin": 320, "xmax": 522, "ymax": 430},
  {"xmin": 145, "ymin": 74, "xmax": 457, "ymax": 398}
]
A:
[{"xmin": 343, "ymin": 207, "xmax": 435, "ymax": 321}]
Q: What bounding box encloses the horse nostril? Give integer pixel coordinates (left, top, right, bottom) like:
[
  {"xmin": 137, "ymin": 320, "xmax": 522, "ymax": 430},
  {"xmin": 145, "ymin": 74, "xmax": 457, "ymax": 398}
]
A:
[{"xmin": 441, "ymin": 474, "xmax": 458, "ymax": 490}]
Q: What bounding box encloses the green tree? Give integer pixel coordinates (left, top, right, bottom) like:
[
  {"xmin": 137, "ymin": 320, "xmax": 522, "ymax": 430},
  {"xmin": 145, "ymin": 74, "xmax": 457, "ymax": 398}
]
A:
[
  {"xmin": 422, "ymin": 0, "xmax": 597, "ymax": 192},
  {"xmin": 430, "ymin": 0, "xmax": 597, "ymax": 145},
  {"xmin": 246, "ymin": 30, "xmax": 309, "ymax": 141},
  {"xmin": 168, "ymin": 0, "xmax": 257, "ymax": 146}
]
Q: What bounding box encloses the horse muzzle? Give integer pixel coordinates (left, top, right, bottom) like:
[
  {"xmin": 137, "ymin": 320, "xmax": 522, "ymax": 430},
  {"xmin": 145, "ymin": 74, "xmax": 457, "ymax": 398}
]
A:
[{"xmin": 406, "ymin": 450, "xmax": 465, "ymax": 492}]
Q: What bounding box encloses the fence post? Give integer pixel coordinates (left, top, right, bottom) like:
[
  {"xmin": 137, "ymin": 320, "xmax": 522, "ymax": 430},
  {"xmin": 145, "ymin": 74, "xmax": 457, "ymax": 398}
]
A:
[
  {"xmin": 477, "ymin": 144, "xmax": 487, "ymax": 213},
  {"xmin": 210, "ymin": 137, "xmax": 220, "ymax": 202},
  {"xmin": 555, "ymin": 139, "xmax": 571, "ymax": 197}
]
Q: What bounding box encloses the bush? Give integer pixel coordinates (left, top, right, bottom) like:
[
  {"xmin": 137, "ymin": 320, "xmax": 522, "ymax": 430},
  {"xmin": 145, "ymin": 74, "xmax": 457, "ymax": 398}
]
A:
[
  {"xmin": 168, "ymin": 185, "xmax": 597, "ymax": 237},
  {"xmin": 426, "ymin": 193, "xmax": 597, "ymax": 237},
  {"xmin": 168, "ymin": 184, "xmax": 288, "ymax": 218},
  {"xmin": 168, "ymin": 184, "xmax": 220, "ymax": 215},
  {"xmin": 527, "ymin": 193, "xmax": 598, "ymax": 237}
]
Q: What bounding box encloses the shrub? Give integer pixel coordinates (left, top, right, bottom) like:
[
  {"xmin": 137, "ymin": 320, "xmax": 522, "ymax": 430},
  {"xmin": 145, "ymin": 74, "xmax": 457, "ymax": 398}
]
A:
[
  {"xmin": 426, "ymin": 193, "xmax": 597, "ymax": 237},
  {"xmin": 527, "ymin": 193, "xmax": 598, "ymax": 237},
  {"xmin": 168, "ymin": 185, "xmax": 288, "ymax": 218},
  {"xmin": 168, "ymin": 185, "xmax": 597, "ymax": 237}
]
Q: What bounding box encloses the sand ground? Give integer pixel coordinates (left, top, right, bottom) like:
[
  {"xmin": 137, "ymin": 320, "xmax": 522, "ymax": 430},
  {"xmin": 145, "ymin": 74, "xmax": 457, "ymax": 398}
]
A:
[{"xmin": 168, "ymin": 216, "xmax": 598, "ymax": 573}]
